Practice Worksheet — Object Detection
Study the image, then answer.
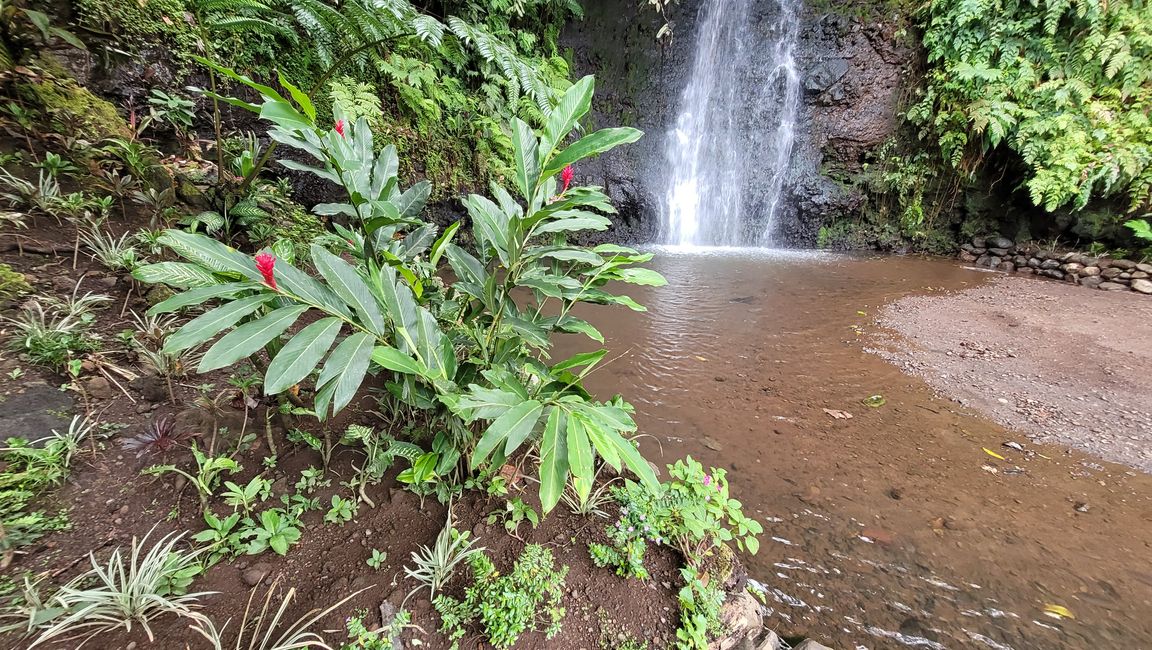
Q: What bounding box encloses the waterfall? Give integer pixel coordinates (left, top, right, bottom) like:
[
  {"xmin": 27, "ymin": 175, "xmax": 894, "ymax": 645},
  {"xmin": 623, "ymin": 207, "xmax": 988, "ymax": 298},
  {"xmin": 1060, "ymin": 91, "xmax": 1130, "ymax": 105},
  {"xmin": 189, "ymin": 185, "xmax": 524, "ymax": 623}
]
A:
[{"xmin": 661, "ymin": 0, "xmax": 801, "ymax": 248}]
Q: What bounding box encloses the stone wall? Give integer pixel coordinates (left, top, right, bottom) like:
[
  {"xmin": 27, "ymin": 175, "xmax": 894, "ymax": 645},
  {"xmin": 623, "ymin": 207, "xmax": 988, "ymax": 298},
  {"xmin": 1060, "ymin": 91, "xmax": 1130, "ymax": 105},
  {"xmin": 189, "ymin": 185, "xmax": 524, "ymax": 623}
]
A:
[{"xmin": 959, "ymin": 236, "xmax": 1152, "ymax": 295}]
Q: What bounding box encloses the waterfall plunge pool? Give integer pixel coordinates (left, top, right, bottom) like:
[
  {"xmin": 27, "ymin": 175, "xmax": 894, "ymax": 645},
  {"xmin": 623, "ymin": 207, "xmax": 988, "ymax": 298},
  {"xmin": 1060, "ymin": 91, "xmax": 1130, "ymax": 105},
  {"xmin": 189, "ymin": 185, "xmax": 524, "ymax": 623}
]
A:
[{"xmin": 553, "ymin": 249, "xmax": 1152, "ymax": 649}]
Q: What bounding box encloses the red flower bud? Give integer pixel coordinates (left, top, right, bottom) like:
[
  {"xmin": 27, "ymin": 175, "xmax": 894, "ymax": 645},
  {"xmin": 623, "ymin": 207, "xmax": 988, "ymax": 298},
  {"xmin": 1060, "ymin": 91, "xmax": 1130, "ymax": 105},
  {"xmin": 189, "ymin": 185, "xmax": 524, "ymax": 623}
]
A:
[
  {"xmin": 561, "ymin": 165, "xmax": 574, "ymax": 194},
  {"xmin": 334, "ymin": 119, "xmax": 346, "ymax": 137},
  {"xmin": 255, "ymin": 252, "xmax": 277, "ymax": 290}
]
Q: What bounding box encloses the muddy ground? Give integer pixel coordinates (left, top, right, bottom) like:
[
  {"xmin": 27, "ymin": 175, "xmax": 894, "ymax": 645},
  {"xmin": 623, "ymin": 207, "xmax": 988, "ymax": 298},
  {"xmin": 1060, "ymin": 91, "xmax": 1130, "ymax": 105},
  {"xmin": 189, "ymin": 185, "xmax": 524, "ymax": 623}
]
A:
[{"xmin": 873, "ymin": 273, "xmax": 1152, "ymax": 472}]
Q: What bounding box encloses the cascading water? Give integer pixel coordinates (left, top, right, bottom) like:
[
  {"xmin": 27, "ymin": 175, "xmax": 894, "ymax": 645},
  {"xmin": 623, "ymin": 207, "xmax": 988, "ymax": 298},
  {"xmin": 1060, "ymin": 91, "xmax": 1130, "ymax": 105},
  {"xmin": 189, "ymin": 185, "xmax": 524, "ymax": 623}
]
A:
[{"xmin": 662, "ymin": 0, "xmax": 801, "ymax": 248}]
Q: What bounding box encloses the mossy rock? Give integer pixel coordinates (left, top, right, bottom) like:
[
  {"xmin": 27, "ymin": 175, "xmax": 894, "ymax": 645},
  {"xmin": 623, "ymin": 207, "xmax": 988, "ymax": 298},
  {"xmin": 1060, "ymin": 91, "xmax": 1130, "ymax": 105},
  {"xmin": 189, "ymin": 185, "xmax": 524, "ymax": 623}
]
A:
[{"xmin": 18, "ymin": 56, "xmax": 129, "ymax": 140}]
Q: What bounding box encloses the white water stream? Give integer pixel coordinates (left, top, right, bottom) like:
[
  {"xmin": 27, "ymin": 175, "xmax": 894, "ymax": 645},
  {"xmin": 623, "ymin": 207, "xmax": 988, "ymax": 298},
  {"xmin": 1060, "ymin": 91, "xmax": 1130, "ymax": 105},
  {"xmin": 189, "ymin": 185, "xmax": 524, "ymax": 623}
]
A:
[{"xmin": 662, "ymin": 0, "xmax": 801, "ymax": 247}]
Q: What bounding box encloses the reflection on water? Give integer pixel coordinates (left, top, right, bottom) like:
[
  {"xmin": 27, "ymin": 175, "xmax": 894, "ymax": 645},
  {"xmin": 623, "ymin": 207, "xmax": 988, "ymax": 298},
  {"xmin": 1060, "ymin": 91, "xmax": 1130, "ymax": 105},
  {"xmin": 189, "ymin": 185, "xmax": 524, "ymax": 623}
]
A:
[{"xmin": 555, "ymin": 248, "xmax": 1152, "ymax": 649}]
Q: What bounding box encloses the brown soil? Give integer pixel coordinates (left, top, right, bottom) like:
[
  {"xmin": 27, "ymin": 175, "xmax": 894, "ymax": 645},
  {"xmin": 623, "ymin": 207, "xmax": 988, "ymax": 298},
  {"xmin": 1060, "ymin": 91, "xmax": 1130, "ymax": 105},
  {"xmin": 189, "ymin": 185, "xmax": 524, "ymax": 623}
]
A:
[{"xmin": 0, "ymin": 215, "xmax": 682, "ymax": 650}]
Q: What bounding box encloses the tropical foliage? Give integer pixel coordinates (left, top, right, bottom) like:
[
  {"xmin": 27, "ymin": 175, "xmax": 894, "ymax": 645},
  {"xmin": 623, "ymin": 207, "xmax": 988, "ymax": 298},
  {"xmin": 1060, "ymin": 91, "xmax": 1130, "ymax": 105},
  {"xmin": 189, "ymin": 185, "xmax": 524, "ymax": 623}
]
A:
[
  {"xmin": 134, "ymin": 70, "xmax": 663, "ymax": 513},
  {"xmin": 911, "ymin": 0, "xmax": 1152, "ymax": 213}
]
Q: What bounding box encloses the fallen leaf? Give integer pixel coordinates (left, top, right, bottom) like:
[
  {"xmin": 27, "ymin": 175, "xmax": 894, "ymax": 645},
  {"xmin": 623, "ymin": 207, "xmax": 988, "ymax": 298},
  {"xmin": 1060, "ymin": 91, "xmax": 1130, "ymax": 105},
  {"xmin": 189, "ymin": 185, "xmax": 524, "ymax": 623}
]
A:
[
  {"xmin": 856, "ymin": 310, "xmax": 867, "ymax": 316},
  {"xmin": 861, "ymin": 395, "xmax": 886, "ymax": 408},
  {"xmin": 1043, "ymin": 604, "xmax": 1075, "ymax": 620},
  {"xmin": 982, "ymin": 447, "xmax": 1006, "ymax": 460},
  {"xmin": 822, "ymin": 408, "xmax": 853, "ymax": 420},
  {"xmin": 694, "ymin": 355, "xmax": 707, "ymax": 362}
]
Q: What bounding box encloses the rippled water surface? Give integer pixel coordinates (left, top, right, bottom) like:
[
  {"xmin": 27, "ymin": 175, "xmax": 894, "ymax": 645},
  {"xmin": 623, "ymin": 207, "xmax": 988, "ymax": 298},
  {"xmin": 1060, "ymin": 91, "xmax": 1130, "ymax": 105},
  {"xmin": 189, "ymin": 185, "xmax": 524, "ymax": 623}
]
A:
[{"xmin": 555, "ymin": 248, "xmax": 1152, "ymax": 649}]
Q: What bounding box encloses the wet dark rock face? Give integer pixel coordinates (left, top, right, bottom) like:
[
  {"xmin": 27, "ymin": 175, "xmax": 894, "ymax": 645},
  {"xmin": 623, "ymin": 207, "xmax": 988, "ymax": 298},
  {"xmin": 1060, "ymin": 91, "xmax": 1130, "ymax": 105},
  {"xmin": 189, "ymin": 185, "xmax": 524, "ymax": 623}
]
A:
[{"xmin": 563, "ymin": 0, "xmax": 914, "ymax": 247}]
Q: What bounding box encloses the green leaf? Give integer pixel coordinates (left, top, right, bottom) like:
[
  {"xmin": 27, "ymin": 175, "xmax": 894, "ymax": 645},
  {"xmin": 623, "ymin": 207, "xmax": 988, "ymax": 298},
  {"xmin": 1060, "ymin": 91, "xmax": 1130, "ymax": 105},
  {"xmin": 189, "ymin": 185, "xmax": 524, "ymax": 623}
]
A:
[
  {"xmin": 311, "ymin": 245, "xmax": 387, "ymax": 335},
  {"xmin": 566, "ymin": 412, "xmax": 593, "ymax": 505},
  {"xmin": 264, "ymin": 317, "xmax": 342, "ymax": 394},
  {"xmin": 260, "ymin": 99, "xmax": 312, "ymax": 132},
  {"xmin": 539, "ymin": 407, "xmax": 569, "ymax": 514},
  {"xmin": 535, "ymin": 215, "xmax": 612, "ymax": 234},
  {"xmin": 541, "ymin": 76, "xmax": 594, "ymax": 157},
  {"xmin": 132, "ymin": 262, "xmax": 220, "ymax": 289},
  {"xmin": 158, "ymin": 229, "xmax": 263, "ymax": 281},
  {"xmin": 464, "ymin": 195, "xmax": 511, "ymax": 265},
  {"xmin": 510, "ymin": 117, "xmax": 541, "ymax": 201},
  {"xmin": 198, "ymin": 306, "xmax": 308, "ymax": 372},
  {"xmin": 454, "ymin": 385, "xmax": 523, "ymax": 421},
  {"xmin": 315, "ymin": 332, "xmax": 375, "ymax": 417},
  {"xmin": 556, "ymin": 317, "xmax": 604, "ymax": 343},
  {"xmin": 471, "ymin": 400, "xmax": 543, "ymax": 470},
  {"xmin": 163, "ymin": 294, "xmax": 275, "ymax": 353},
  {"xmin": 278, "ymin": 71, "xmax": 316, "ymax": 122},
  {"xmin": 147, "ymin": 283, "xmax": 250, "ymax": 315},
  {"xmin": 552, "ymin": 349, "xmax": 607, "ymax": 373},
  {"xmin": 371, "ymin": 346, "xmax": 426, "ymax": 376},
  {"xmin": 430, "ymin": 221, "xmax": 461, "ymax": 267},
  {"xmin": 613, "ymin": 268, "xmax": 667, "ymax": 286},
  {"xmin": 543, "ymin": 127, "xmax": 643, "ymax": 178},
  {"xmin": 274, "ymin": 262, "xmax": 354, "ymax": 320}
]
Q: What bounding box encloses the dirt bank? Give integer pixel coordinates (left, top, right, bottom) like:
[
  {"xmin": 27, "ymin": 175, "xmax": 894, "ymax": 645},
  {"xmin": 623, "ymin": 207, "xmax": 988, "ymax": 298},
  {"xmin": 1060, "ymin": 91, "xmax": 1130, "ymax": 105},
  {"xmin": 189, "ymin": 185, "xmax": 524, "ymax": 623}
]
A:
[{"xmin": 873, "ymin": 273, "xmax": 1152, "ymax": 473}]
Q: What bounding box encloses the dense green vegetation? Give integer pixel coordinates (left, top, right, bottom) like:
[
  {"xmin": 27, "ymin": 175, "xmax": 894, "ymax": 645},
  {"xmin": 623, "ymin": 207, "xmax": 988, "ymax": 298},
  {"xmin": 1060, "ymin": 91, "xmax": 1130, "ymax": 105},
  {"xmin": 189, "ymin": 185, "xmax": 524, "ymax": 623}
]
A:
[{"xmin": 909, "ymin": 0, "xmax": 1152, "ymax": 235}]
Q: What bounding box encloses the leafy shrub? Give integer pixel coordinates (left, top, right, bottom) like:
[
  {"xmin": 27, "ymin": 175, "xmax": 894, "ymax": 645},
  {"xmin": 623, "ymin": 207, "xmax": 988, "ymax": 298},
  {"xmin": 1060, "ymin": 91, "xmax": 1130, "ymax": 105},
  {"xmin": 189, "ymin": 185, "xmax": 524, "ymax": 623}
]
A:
[
  {"xmin": 135, "ymin": 69, "xmax": 662, "ymax": 513},
  {"xmin": 5, "ymin": 292, "xmax": 109, "ymax": 370},
  {"xmin": 911, "ymin": 0, "xmax": 1152, "ymax": 214},
  {"xmin": 433, "ymin": 544, "xmax": 567, "ymax": 650}
]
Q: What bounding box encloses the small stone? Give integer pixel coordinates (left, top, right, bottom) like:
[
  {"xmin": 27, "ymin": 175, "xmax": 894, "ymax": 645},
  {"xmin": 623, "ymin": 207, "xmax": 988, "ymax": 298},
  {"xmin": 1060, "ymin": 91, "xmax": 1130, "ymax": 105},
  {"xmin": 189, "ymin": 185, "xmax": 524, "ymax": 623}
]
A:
[
  {"xmin": 990, "ymin": 236, "xmax": 1015, "ymax": 249},
  {"xmin": 1132, "ymin": 271, "xmax": 1150, "ymax": 280},
  {"xmin": 996, "ymin": 261, "xmax": 1015, "ymax": 272},
  {"xmin": 793, "ymin": 641, "xmax": 834, "ymax": 650},
  {"xmin": 79, "ymin": 376, "xmax": 115, "ymax": 400},
  {"xmin": 1060, "ymin": 262, "xmax": 1083, "ymax": 274},
  {"xmin": 1131, "ymin": 279, "xmax": 1152, "ymax": 294},
  {"xmin": 1110, "ymin": 259, "xmax": 1137, "ymax": 270},
  {"xmin": 1098, "ymin": 282, "xmax": 1129, "ymax": 292},
  {"xmin": 755, "ymin": 630, "xmax": 782, "ymax": 650},
  {"xmin": 971, "ymin": 236, "xmax": 987, "ymax": 248},
  {"xmin": 1040, "ymin": 269, "xmax": 1064, "ymax": 280},
  {"xmin": 1074, "ymin": 502, "xmax": 1090, "ymax": 513},
  {"xmin": 243, "ymin": 563, "xmax": 274, "ymax": 587},
  {"xmin": 1078, "ymin": 266, "xmax": 1101, "ymax": 277},
  {"xmin": 1027, "ymin": 257, "xmax": 1041, "ymax": 268},
  {"xmin": 1136, "ymin": 263, "xmax": 1152, "ymax": 273},
  {"xmin": 988, "ymin": 247, "xmax": 1009, "ymax": 257},
  {"xmin": 1040, "ymin": 258, "xmax": 1061, "ymax": 270},
  {"xmin": 1101, "ymin": 267, "xmax": 1123, "ymax": 280}
]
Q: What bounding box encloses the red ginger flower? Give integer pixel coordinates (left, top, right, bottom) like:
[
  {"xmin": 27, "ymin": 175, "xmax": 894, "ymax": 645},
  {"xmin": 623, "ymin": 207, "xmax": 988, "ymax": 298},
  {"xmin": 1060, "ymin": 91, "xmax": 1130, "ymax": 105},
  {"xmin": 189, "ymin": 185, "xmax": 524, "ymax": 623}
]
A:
[
  {"xmin": 255, "ymin": 252, "xmax": 277, "ymax": 290},
  {"xmin": 561, "ymin": 165, "xmax": 574, "ymax": 194},
  {"xmin": 334, "ymin": 119, "xmax": 346, "ymax": 137}
]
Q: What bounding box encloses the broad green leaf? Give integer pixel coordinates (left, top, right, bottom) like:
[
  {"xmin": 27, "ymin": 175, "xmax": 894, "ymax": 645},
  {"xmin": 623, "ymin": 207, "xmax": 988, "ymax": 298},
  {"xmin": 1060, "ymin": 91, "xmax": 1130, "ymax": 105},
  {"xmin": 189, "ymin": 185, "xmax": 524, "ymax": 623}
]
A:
[
  {"xmin": 371, "ymin": 346, "xmax": 425, "ymax": 376},
  {"xmin": 454, "ymin": 385, "xmax": 523, "ymax": 421},
  {"xmin": 471, "ymin": 400, "xmax": 543, "ymax": 470},
  {"xmin": 608, "ymin": 428, "xmax": 658, "ymax": 491},
  {"xmin": 556, "ymin": 317, "xmax": 604, "ymax": 343},
  {"xmin": 444, "ymin": 244, "xmax": 486, "ymax": 285},
  {"xmin": 566, "ymin": 412, "xmax": 594, "ymax": 505},
  {"xmin": 534, "ymin": 215, "xmax": 612, "ymax": 234},
  {"xmin": 430, "ymin": 221, "xmax": 461, "ymax": 267},
  {"xmin": 192, "ymin": 56, "xmax": 284, "ymax": 104},
  {"xmin": 264, "ymin": 317, "xmax": 342, "ymax": 394},
  {"xmin": 132, "ymin": 262, "xmax": 220, "ymax": 289},
  {"xmin": 315, "ymin": 332, "xmax": 375, "ymax": 417},
  {"xmin": 396, "ymin": 181, "xmax": 431, "ymax": 220},
  {"xmin": 510, "ymin": 117, "xmax": 541, "ymax": 201},
  {"xmin": 311, "ymin": 245, "xmax": 387, "ymax": 335},
  {"xmin": 539, "ymin": 407, "xmax": 569, "ymax": 514},
  {"xmin": 543, "ymin": 127, "xmax": 643, "ymax": 178},
  {"xmin": 199, "ymin": 306, "xmax": 308, "ymax": 372},
  {"xmin": 147, "ymin": 282, "xmax": 250, "ymax": 316},
  {"xmin": 614, "ymin": 268, "xmax": 668, "ymax": 286},
  {"xmin": 574, "ymin": 410, "xmax": 620, "ymax": 471},
  {"xmin": 274, "ymin": 262, "xmax": 354, "ymax": 319},
  {"xmin": 158, "ymin": 229, "xmax": 263, "ymax": 281},
  {"xmin": 164, "ymin": 294, "xmax": 274, "ymax": 353},
  {"xmin": 260, "ymin": 99, "xmax": 312, "ymax": 132},
  {"xmin": 464, "ymin": 194, "xmax": 511, "ymax": 265},
  {"xmin": 278, "ymin": 71, "xmax": 316, "ymax": 122},
  {"xmin": 541, "ymin": 76, "xmax": 594, "ymax": 157},
  {"xmin": 374, "ymin": 265, "xmax": 419, "ymax": 343},
  {"xmin": 530, "ymin": 247, "xmax": 605, "ymax": 265},
  {"xmin": 553, "ymin": 349, "xmax": 607, "ymax": 373}
]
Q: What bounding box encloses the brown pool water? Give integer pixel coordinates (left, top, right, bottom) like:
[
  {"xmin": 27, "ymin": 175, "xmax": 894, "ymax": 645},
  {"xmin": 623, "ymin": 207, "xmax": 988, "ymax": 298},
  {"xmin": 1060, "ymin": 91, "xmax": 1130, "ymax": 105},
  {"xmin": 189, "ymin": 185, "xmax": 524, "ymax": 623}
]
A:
[{"xmin": 557, "ymin": 247, "xmax": 1152, "ymax": 649}]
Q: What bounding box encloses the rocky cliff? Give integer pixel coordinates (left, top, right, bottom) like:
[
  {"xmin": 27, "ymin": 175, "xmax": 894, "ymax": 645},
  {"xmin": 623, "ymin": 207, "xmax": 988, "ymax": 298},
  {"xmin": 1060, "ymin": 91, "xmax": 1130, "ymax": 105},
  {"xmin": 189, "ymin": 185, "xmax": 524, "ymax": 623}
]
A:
[{"xmin": 563, "ymin": 0, "xmax": 916, "ymax": 247}]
